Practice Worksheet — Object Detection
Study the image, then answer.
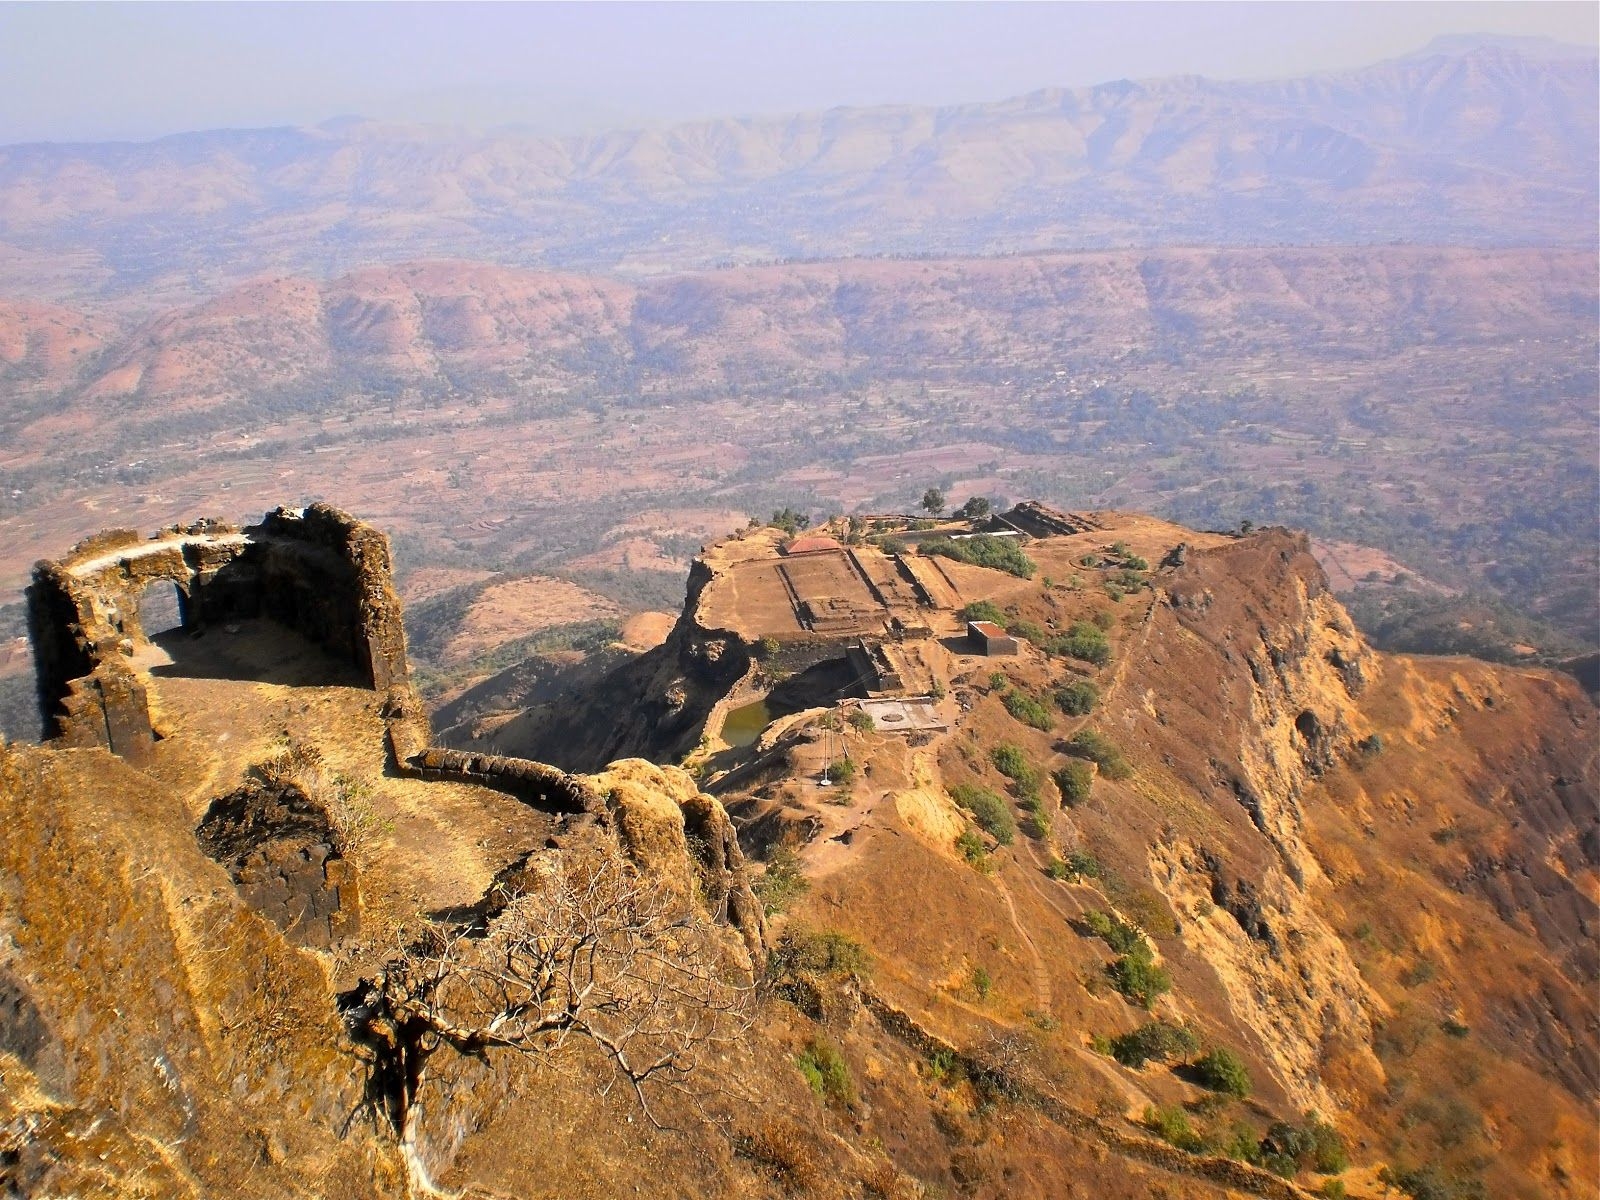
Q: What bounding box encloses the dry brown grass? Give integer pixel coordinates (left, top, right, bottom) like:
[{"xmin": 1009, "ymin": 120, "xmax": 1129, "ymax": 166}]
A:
[{"xmin": 736, "ymin": 1118, "xmax": 828, "ymax": 1195}]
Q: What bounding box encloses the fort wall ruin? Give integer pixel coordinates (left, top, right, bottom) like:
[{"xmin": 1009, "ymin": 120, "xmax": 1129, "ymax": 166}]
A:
[
  {"xmin": 27, "ymin": 503, "xmax": 613, "ymax": 832},
  {"xmin": 27, "ymin": 504, "xmax": 410, "ymax": 759}
]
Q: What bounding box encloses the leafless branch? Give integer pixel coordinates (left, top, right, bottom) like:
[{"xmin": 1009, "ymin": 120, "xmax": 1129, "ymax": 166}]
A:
[{"xmin": 348, "ymin": 845, "xmax": 755, "ymax": 1146}]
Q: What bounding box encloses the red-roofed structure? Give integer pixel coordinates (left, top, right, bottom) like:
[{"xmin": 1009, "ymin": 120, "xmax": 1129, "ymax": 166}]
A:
[
  {"xmin": 967, "ymin": 620, "xmax": 1018, "ymax": 656},
  {"xmin": 782, "ymin": 535, "xmax": 844, "ymax": 556}
]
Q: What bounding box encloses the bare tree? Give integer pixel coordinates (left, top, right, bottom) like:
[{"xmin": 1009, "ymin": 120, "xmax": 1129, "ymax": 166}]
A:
[{"xmin": 348, "ymin": 846, "xmax": 755, "ymax": 1153}]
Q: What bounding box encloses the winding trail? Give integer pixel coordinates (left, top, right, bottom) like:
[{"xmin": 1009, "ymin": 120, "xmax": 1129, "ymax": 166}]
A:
[
  {"xmin": 1096, "ymin": 589, "xmax": 1162, "ymax": 710},
  {"xmin": 989, "ymin": 853, "xmax": 1054, "ymax": 1017}
]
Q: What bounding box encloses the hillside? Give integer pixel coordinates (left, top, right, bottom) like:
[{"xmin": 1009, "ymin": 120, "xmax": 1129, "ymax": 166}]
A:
[
  {"xmin": 3, "ymin": 502, "xmax": 1594, "ymax": 1199},
  {"xmin": 0, "ymin": 43, "xmax": 1593, "ymax": 304},
  {"xmin": 0, "ymin": 242, "xmax": 1592, "ymax": 717}
]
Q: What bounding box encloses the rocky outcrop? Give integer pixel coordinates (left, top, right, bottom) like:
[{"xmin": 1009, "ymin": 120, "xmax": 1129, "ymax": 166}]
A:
[
  {"xmin": 591, "ymin": 759, "xmax": 766, "ymax": 962},
  {"xmin": 0, "ymin": 740, "xmax": 393, "ymax": 1199},
  {"xmin": 1095, "ymin": 531, "xmax": 1388, "ymax": 1109},
  {"xmin": 467, "ymin": 556, "xmax": 754, "ymax": 772},
  {"xmin": 1164, "ymin": 529, "xmax": 1374, "ymax": 883},
  {"xmin": 196, "ymin": 782, "xmax": 360, "ymax": 950}
]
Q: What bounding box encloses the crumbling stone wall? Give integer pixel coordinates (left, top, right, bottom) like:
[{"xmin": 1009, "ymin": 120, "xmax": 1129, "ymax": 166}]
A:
[
  {"xmin": 403, "ymin": 747, "xmax": 603, "ymax": 815},
  {"xmin": 27, "ymin": 504, "xmax": 411, "ymax": 758}
]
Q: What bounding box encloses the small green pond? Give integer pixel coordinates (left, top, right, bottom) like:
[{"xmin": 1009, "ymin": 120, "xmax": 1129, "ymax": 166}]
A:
[{"xmin": 720, "ymin": 698, "xmax": 773, "ymax": 749}]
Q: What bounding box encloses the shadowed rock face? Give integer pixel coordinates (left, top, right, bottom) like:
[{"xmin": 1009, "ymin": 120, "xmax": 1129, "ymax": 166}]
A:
[
  {"xmin": 27, "ymin": 504, "xmax": 411, "ymax": 756},
  {"xmin": 196, "ymin": 783, "xmax": 360, "ymax": 949}
]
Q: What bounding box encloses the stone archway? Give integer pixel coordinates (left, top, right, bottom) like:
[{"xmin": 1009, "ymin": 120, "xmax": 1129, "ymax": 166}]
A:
[{"xmin": 134, "ymin": 578, "xmax": 188, "ymax": 641}]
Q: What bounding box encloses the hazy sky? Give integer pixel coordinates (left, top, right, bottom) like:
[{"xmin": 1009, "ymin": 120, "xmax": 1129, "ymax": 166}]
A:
[{"xmin": 1, "ymin": 1, "xmax": 1595, "ymax": 144}]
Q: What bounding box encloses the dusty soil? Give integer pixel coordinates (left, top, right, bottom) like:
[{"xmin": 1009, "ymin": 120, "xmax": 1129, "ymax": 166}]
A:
[
  {"xmin": 620, "ymin": 611, "xmax": 676, "ymax": 651},
  {"xmin": 442, "ymin": 575, "xmax": 619, "ymax": 664}
]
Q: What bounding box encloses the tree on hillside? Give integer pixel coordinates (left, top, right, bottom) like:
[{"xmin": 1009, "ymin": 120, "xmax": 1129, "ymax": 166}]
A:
[
  {"xmin": 349, "ymin": 848, "xmax": 753, "ymax": 1153},
  {"xmin": 770, "ymin": 507, "xmax": 811, "ymax": 535},
  {"xmin": 957, "ymin": 495, "xmax": 992, "ymax": 520},
  {"xmin": 921, "ymin": 488, "xmax": 946, "ymax": 516}
]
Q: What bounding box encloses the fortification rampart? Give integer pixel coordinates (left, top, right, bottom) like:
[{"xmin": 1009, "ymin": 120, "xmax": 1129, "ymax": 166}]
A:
[
  {"xmin": 29, "ymin": 503, "xmax": 623, "ymax": 835},
  {"xmin": 28, "ymin": 504, "xmax": 410, "ymax": 758},
  {"xmin": 403, "ymin": 747, "xmax": 604, "ymax": 815}
]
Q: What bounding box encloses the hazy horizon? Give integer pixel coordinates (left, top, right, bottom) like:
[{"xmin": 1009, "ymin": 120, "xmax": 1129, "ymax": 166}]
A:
[{"xmin": 1, "ymin": 1, "xmax": 1595, "ymax": 145}]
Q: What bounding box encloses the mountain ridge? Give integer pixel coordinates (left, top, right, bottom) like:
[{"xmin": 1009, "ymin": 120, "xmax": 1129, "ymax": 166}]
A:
[{"xmin": 0, "ymin": 43, "xmax": 1592, "ymax": 305}]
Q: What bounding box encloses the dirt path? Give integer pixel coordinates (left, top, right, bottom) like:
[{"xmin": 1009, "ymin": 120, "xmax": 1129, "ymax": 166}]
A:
[
  {"xmin": 990, "ymin": 853, "xmax": 1054, "ymax": 1017},
  {"xmin": 1097, "ymin": 590, "xmax": 1161, "ymax": 709}
]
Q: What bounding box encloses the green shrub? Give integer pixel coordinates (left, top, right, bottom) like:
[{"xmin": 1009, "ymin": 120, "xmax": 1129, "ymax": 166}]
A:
[
  {"xmin": 767, "ymin": 929, "xmax": 872, "ymax": 1021},
  {"xmin": 956, "ymin": 827, "xmax": 991, "ymax": 872},
  {"xmin": 1055, "ymin": 679, "xmax": 1099, "ymax": 716},
  {"xmin": 1084, "ymin": 908, "xmax": 1171, "ymax": 1005},
  {"xmin": 1259, "ymin": 1120, "xmax": 1324, "ymax": 1176},
  {"xmin": 1003, "ymin": 690, "xmax": 1054, "ymax": 731},
  {"xmin": 970, "ymin": 965, "xmax": 993, "ymax": 1001},
  {"xmin": 755, "ymin": 845, "xmax": 811, "ymax": 915},
  {"xmin": 1379, "ymin": 1165, "xmax": 1486, "ymax": 1200},
  {"xmin": 768, "ymin": 929, "xmax": 870, "ymax": 981},
  {"xmin": 828, "ymin": 757, "xmax": 857, "ymax": 786},
  {"xmin": 1047, "ymin": 621, "xmax": 1111, "ymax": 666},
  {"xmin": 921, "ymin": 534, "xmax": 1036, "ymax": 579},
  {"xmin": 1113, "ymin": 567, "xmax": 1147, "ymax": 591},
  {"xmin": 1006, "ymin": 618, "xmax": 1047, "ymax": 644},
  {"xmin": 1048, "ymin": 851, "xmax": 1102, "ymax": 880},
  {"xmin": 771, "ymin": 507, "xmax": 811, "ymax": 535},
  {"xmin": 1401, "ymin": 958, "xmax": 1437, "ymax": 987},
  {"xmin": 1092, "ymin": 610, "xmax": 1116, "ymax": 631},
  {"xmin": 1193, "ymin": 1047, "xmax": 1253, "ymax": 1097},
  {"xmin": 796, "ymin": 1037, "xmax": 854, "ymax": 1108},
  {"xmin": 960, "ymin": 600, "xmax": 1008, "ymax": 626},
  {"xmin": 1066, "ymin": 729, "xmax": 1132, "ymax": 780},
  {"xmin": 1061, "ymin": 850, "xmax": 1101, "ymax": 879},
  {"xmin": 846, "ymin": 708, "xmax": 876, "ymax": 733},
  {"xmin": 949, "ymin": 783, "xmax": 1015, "ymax": 845},
  {"xmin": 1108, "ymin": 1021, "xmax": 1200, "ymax": 1068},
  {"xmin": 1306, "ymin": 1117, "xmax": 1350, "ymax": 1174},
  {"xmin": 1053, "ymin": 760, "xmax": 1095, "ymax": 806},
  {"xmin": 1143, "ymin": 1105, "xmax": 1204, "ymax": 1153},
  {"xmin": 989, "ymin": 744, "xmax": 1038, "ymax": 787},
  {"xmin": 1083, "ymin": 909, "xmax": 1144, "ymax": 955},
  {"xmin": 1106, "ymin": 880, "xmax": 1180, "ymax": 941},
  {"xmin": 925, "ymin": 1048, "xmax": 963, "ymax": 1085},
  {"xmin": 1108, "ymin": 943, "xmax": 1171, "ymax": 1009},
  {"xmin": 1020, "ymin": 793, "xmax": 1052, "ymax": 839}
]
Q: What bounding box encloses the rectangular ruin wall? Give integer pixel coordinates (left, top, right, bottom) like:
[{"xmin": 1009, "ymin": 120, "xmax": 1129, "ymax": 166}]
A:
[{"xmin": 27, "ymin": 504, "xmax": 412, "ymax": 757}]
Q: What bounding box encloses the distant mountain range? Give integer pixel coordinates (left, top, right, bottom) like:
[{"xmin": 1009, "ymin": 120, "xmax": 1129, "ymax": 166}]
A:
[
  {"xmin": 4, "ymin": 247, "xmax": 1592, "ymax": 411},
  {"xmin": 0, "ymin": 41, "xmax": 1593, "ymax": 305}
]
